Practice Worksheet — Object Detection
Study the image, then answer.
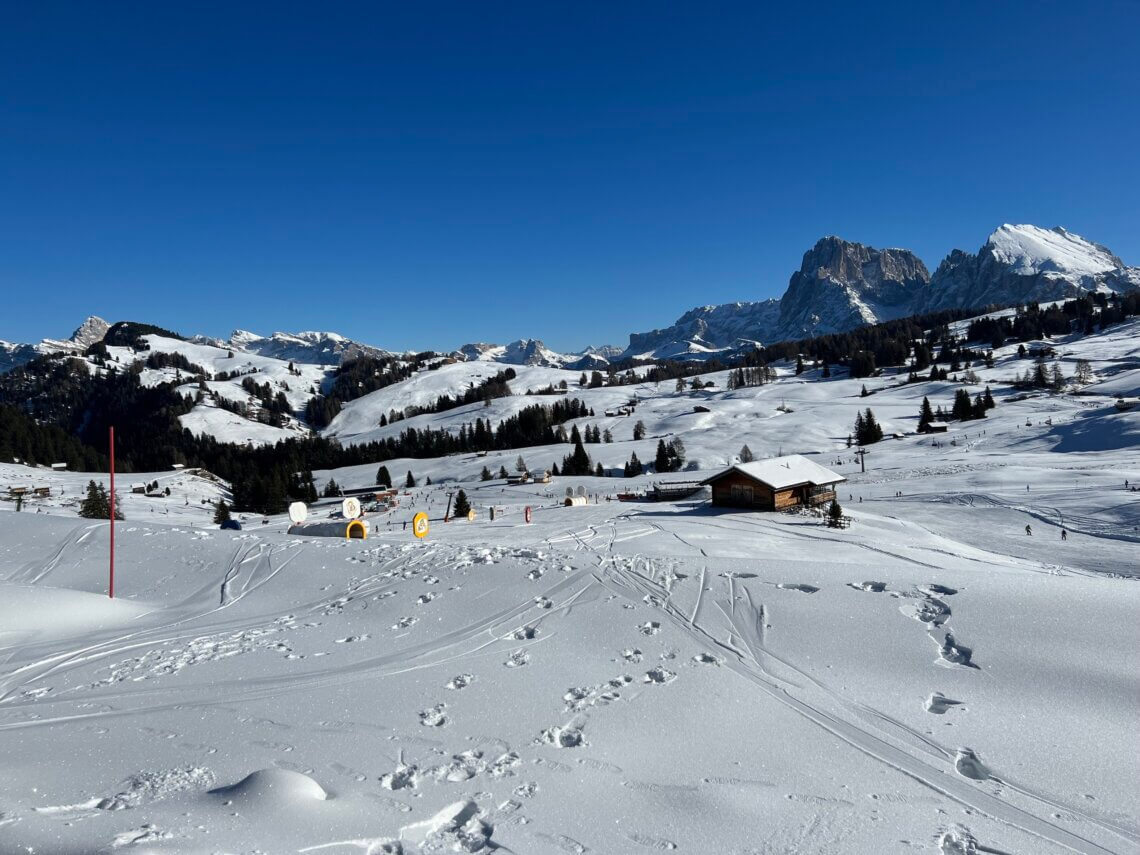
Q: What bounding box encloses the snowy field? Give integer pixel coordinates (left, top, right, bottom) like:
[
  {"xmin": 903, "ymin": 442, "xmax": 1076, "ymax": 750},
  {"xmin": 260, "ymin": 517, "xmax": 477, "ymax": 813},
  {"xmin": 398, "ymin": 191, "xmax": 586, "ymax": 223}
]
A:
[{"xmin": 1, "ymin": 323, "xmax": 1138, "ymax": 853}]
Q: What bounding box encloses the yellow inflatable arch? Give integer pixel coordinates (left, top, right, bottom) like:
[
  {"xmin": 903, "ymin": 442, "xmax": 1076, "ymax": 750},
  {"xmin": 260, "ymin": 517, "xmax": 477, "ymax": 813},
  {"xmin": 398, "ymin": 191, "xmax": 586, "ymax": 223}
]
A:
[{"xmin": 346, "ymin": 520, "xmax": 367, "ymax": 540}]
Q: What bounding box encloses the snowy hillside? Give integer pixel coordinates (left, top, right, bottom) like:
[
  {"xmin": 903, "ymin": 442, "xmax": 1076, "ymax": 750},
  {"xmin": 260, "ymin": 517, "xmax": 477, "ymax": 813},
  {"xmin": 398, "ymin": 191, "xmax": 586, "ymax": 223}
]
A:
[{"xmin": 1, "ymin": 313, "xmax": 1138, "ymax": 853}]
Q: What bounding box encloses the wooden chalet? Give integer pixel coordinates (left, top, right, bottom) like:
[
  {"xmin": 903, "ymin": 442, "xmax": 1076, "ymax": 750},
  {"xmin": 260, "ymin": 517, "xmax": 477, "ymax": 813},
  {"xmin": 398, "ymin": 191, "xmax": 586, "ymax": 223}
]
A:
[{"xmin": 700, "ymin": 454, "xmax": 844, "ymax": 511}]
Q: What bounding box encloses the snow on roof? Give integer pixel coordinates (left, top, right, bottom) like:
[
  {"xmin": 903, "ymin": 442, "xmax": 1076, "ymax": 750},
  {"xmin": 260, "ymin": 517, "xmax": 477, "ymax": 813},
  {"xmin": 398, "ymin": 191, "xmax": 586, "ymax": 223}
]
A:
[{"xmin": 701, "ymin": 454, "xmax": 845, "ymax": 490}]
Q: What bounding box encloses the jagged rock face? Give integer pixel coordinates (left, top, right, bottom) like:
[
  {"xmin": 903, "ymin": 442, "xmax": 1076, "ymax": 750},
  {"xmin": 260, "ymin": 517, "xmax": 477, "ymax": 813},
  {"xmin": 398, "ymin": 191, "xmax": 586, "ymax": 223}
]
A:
[
  {"xmin": 920, "ymin": 225, "xmax": 1140, "ymax": 312},
  {"xmin": 622, "ymin": 301, "xmax": 781, "ymax": 359},
  {"xmin": 227, "ymin": 330, "xmax": 392, "ymax": 365},
  {"xmin": 38, "ymin": 315, "xmax": 111, "ymax": 353},
  {"xmin": 66, "ymin": 316, "xmax": 111, "ymax": 349},
  {"xmin": 775, "ymin": 237, "xmax": 930, "ymax": 339}
]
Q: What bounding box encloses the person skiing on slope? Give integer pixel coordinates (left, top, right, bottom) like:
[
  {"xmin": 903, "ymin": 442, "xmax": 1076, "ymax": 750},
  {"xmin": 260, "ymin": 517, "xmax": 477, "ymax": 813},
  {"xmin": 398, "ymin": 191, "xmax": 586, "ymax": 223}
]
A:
[
  {"xmin": 1061, "ymin": 529, "xmax": 1067, "ymax": 540},
  {"xmin": 1025, "ymin": 524, "xmax": 1032, "ymax": 536}
]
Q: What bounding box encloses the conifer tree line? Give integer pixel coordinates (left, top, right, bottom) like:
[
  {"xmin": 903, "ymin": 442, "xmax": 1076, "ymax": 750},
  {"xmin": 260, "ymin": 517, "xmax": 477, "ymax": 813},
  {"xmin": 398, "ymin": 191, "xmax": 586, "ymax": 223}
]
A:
[{"xmin": 2, "ymin": 292, "xmax": 1137, "ymax": 515}]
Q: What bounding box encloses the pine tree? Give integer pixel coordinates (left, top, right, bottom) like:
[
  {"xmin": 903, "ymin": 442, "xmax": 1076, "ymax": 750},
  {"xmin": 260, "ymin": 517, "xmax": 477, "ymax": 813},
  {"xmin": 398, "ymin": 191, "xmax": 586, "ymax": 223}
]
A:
[
  {"xmin": 376, "ymin": 465, "xmax": 392, "ymax": 488},
  {"xmin": 498, "ymin": 465, "xmax": 509, "ymax": 479},
  {"xmin": 855, "ymin": 409, "xmax": 882, "ymax": 445},
  {"xmin": 951, "ymin": 389, "xmax": 973, "ymax": 421},
  {"xmin": 595, "ymin": 462, "xmax": 604, "ymax": 477},
  {"xmin": 983, "ymin": 386, "xmax": 995, "ymax": 409},
  {"xmin": 79, "ymin": 480, "xmax": 108, "ymax": 519},
  {"xmin": 668, "ymin": 438, "xmax": 685, "ymax": 470},
  {"xmin": 624, "ymin": 452, "xmax": 643, "ymax": 477},
  {"xmin": 655, "ymin": 439, "xmax": 670, "ymax": 472},
  {"xmin": 633, "ymin": 421, "xmax": 646, "ymax": 441},
  {"xmin": 213, "ymin": 499, "xmax": 231, "ymax": 524},
  {"xmin": 821, "ymin": 362, "xmax": 831, "ymax": 378},
  {"xmin": 322, "ymin": 479, "xmax": 340, "ymax": 498},
  {"xmin": 480, "ymin": 466, "xmax": 492, "ymax": 481},
  {"xmin": 860, "ymin": 384, "xmax": 869, "ymax": 398},
  {"xmin": 739, "ymin": 444, "xmax": 754, "ymax": 463},
  {"xmin": 827, "ymin": 498, "xmax": 843, "ymax": 527},
  {"xmin": 795, "ymin": 354, "xmax": 804, "ymax": 375},
  {"xmin": 425, "ymin": 476, "xmax": 432, "ymax": 485},
  {"xmin": 1050, "ymin": 363, "xmax": 1065, "ymax": 391},
  {"xmin": 453, "ymin": 489, "xmax": 471, "ymax": 517},
  {"xmin": 918, "ymin": 396, "xmax": 934, "ymax": 432},
  {"xmin": 515, "ymin": 455, "xmax": 527, "ymax": 473},
  {"xmin": 405, "ymin": 471, "xmax": 416, "ymax": 488},
  {"xmin": 602, "ymin": 428, "xmax": 613, "ymax": 443}
]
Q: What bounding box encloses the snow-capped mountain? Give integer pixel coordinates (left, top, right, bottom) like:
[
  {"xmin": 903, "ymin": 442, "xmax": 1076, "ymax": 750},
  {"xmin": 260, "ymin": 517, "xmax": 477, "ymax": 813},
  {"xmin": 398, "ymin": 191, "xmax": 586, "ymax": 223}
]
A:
[
  {"xmin": 221, "ymin": 329, "xmax": 395, "ymax": 365},
  {"xmin": 454, "ymin": 338, "xmax": 617, "ymax": 370},
  {"xmin": 621, "ymin": 237, "xmax": 930, "ymax": 360},
  {"xmin": 919, "ymin": 225, "xmax": 1140, "ymax": 312},
  {"xmin": 1, "ymin": 316, "xmax": 111, "ymax": 374},
  {"xmin": 39, "ymin": 316, "xmax": 111, "ymax": 352},
  {"xmin": 775, "ymin": 236, "xmax": 930, "ymax": 339},
  {"xmin": 622, "ymin": 226, "xmax": 1138, "ymax": 360},
  {"xmin": 0, "ymin": 340, "xmax": 38, "ymax": 374},
  {"xmin": 622, "ymin": 301, "xmax": 781, "ymax": 360}
]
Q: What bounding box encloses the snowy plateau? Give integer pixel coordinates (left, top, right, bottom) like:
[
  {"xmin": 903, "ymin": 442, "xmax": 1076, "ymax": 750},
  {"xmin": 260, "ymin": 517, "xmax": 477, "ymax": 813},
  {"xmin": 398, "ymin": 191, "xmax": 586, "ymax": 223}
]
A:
[{"xmin": 0, "ymin": 235, "xmax": 1138, "ymax": 852}]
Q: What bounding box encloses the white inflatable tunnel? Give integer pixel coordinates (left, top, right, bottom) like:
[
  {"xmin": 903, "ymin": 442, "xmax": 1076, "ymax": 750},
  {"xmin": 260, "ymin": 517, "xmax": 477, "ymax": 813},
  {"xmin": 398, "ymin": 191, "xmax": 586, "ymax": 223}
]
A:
[
  {"xmin": 564, "ymin": 495, "xmax": 588, "ymax": 507},
  {"xmin": 288, "ymin": 520, "xmax": 369, "ymax": 540}
]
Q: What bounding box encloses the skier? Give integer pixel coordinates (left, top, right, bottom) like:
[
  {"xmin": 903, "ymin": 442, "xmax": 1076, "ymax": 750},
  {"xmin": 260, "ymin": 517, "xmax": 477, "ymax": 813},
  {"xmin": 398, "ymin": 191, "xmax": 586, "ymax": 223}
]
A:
[
  {"xmin": 1025, "ymin": 524, "xmax": 1032, "ymax": 536},
  {"xmin": 1061, "ymin": 529, "xmax": 1067, "ymax": 541}
]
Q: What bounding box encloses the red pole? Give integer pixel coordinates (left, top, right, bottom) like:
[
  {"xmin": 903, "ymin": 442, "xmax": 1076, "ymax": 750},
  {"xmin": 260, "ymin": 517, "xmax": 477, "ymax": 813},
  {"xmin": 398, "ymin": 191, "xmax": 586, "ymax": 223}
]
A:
[{"xmin": 109, "ymin": 425, "xmax": 115, "ymax": 599}]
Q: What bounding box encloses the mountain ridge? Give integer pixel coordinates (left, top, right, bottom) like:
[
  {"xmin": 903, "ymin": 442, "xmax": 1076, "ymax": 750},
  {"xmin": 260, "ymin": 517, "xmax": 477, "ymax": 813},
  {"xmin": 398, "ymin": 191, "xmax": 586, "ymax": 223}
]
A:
[{"xmin": 1, "ymin": 224, "xmax": 1134, "ymax": 374}]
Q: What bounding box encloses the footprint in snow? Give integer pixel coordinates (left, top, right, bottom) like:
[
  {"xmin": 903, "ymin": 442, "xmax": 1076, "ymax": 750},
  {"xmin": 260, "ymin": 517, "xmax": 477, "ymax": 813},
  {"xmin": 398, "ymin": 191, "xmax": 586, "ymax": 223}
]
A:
[
  {"xmin": 922, "ymin": 584, "xmax": 958, "ymax": 596},
  {"xmin": 692, "ymin": 653, "xmax": 720, "ymax": 665},
  {"xmin": 446, "ymin": 674, "xmax": 474, "ymax": 690},
  {"xmin": 504, "ymin": 650, "xmax": 529, "ymax": 668},
  {"xmin": 417, "ymin": 593, "xmax": 435, "ymax": 604},
  {"xmin": 622, "ymin": 648, "xmax": 643, "ymax": 663},
  {"xmin": 392, "ymin": 616, "xmax": 417, "ymax": 630},
  {"xmin": 419, "ymin": 704, "xmax": 448, "ymax": 727},
  {"xmin": 512, "ymin": 626, "xmax": 538, "ymax": 641},
  {"xmin": 849, "ymin": 581, "xmax": 887, "ymax": 592},
  {"xmin": 777, "ymin": 583, "xmax": 819, "ymax": 593},
  {"xmin": 953, "ymin": 748, "xmax": 992, "ymax": 781},
  {"xmin": 534, "ymin": 596, "xmax": 553, "ymax": 609},
  {"xmin": 638, "ymin": 622, "xmax": 661, "ymax": 636},
  {"xmin": 926, "ymin": 693, "xmax": 964, "ymax": 715},
  {"xmin": 334, "ymin": 635, "xmax": 369, "ymax": 644},
  {"xmin": 643, "ymin": 667, "xmax": 676, "ymax": 684},
  {"xmin": 538, "ymin": 725, "xmax": 585, "ymax": 748}
]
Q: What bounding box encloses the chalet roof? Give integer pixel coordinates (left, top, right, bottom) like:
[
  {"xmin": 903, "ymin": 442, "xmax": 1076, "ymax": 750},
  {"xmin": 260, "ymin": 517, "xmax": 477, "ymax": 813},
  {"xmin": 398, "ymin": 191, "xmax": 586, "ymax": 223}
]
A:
[{"xmin": 700, "ymin": 454, "xmax": 845, "ymax": 490}]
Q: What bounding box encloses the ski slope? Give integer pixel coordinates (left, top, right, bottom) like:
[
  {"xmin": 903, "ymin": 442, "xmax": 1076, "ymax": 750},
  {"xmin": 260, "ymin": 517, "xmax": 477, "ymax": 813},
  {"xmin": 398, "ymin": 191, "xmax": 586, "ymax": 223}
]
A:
[{"xmin": 0, "ymin": 321, "xmax": 1137, "ymax": 853}]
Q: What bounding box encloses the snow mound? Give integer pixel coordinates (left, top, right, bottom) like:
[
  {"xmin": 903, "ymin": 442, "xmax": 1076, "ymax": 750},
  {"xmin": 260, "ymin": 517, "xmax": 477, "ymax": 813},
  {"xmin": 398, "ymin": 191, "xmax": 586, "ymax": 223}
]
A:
[{"xmin": 210, "ymin": 768, "xmax": 328, "ymax": 804}]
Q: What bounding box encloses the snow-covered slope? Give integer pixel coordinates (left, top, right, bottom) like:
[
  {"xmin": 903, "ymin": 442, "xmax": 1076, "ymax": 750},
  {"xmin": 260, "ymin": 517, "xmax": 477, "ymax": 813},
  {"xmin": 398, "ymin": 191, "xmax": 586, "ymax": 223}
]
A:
[{"xmin": 1, "ymin": 318, "xmax": 1137, "ymax": 853}]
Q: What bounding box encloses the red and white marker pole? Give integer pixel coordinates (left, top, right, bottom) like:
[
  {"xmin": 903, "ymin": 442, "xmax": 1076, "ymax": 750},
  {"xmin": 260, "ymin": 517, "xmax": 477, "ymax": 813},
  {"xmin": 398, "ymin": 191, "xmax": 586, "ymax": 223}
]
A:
[{"xmin": 109, "ymin": 425, "xmax": 115, "ymax": 599}]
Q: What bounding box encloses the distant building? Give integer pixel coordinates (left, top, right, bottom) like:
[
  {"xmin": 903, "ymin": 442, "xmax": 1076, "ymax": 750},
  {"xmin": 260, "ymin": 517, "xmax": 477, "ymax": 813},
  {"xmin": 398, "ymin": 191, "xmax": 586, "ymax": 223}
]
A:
[
  {"xmin": 50, "ymin": 463, "xmax": 68, "ymax": 471},
  {"xmin": 529, "ymin": 469, "xmax": 552, "ymax": 484},
  {"xmin": 925, "ymin": 422, "xmax": 950, "ymax": 433},
  {"xmin": 700, "ymin": 454, "xmax": 844, "ymax": 511}
]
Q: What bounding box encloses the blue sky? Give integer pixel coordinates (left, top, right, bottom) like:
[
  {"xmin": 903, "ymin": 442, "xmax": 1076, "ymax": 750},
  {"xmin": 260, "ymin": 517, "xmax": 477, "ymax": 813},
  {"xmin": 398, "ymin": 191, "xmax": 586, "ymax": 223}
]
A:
[{"xmin": 1, "ymin": 2, "xmax": 1137, "ymax": 353}]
